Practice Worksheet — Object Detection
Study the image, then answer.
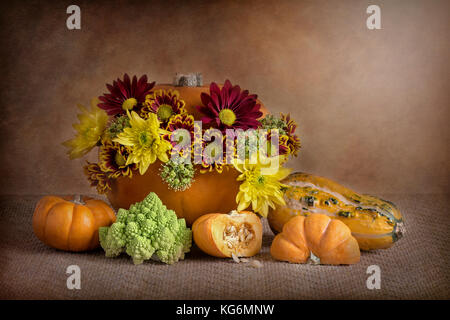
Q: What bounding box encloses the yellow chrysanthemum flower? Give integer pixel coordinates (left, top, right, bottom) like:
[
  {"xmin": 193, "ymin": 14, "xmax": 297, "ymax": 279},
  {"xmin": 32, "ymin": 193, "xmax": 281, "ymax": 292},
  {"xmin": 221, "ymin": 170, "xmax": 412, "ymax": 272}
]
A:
[
  {"xmin": 62, "ymin": 98, "xmax": 109, "ymax": 159},
  {"xmin": 233, "ymin": 154, "xmax": 291, "ymax": 217},
  {"xmin": 113, "ymin": 111, "xmax": 172, "ymax": 175}
]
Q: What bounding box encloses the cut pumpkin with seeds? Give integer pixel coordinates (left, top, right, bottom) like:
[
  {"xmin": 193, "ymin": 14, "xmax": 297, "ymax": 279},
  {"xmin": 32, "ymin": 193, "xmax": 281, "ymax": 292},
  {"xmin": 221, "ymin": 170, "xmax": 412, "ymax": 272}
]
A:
[{"xmin": 192, "ymin": 210, "xmax": 262, "ymax": 258}]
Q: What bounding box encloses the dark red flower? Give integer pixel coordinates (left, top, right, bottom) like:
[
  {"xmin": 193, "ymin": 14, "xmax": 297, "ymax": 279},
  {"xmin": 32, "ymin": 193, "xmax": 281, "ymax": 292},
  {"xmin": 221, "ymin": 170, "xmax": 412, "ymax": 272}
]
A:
[
  {"xmin": 196, "ymin": 80, "xmax": 263, "ymax": 132},
  {"xmin": 163, "ymin": 114, "xmax": 195, "ymax": 147},
  {"xmin": 141, "ymin": 89, "xmax": 187, "ymax": 127},
  {"xmin": 98, "ymin": 74, "xmax": 155, "ymax": 116},
  {"xmin": 281, "ymin": 113, "xmax": 301, "ymax": 156}
]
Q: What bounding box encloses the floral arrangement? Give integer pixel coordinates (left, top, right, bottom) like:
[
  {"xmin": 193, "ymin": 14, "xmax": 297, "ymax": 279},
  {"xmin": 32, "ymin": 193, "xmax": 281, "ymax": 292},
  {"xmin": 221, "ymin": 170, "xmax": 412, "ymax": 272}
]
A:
[{"xmin": 63, "ymin": 74, "xmax": 301, "ymax": 217}]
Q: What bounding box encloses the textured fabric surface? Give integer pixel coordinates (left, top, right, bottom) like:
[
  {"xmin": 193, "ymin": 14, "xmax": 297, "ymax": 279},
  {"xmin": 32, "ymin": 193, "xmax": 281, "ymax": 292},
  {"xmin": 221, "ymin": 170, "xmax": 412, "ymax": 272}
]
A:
[{"xmin": 0, "ymin": 194, "xmax": 449, "ymax": 300}]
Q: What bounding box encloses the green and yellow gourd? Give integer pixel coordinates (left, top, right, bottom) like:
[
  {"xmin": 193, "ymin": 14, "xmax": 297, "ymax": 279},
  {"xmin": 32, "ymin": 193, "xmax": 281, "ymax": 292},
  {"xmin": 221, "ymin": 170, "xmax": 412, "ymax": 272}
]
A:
[{"xmin": 267, "ymin": 172, "xmax": 405, "ymax": 251}]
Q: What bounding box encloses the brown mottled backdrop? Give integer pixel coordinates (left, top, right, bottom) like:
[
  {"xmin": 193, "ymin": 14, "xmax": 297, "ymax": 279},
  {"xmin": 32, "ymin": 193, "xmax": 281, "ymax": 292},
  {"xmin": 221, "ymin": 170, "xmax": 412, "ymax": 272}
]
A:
[{"xmin": 0, "ymin": 0, "xmax": 448, "ymax": 195}]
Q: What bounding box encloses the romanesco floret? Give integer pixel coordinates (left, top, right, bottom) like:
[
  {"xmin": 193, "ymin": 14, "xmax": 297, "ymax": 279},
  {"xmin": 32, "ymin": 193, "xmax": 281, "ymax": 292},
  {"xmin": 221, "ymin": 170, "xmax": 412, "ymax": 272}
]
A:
[{"xmin": 99, "ymin": 192, "xmax": 192, "ymax": 265}]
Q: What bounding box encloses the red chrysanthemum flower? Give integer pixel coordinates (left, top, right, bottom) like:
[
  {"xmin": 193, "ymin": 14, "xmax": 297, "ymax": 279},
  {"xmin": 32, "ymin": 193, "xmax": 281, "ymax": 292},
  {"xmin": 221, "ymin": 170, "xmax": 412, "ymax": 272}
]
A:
[
  {"xmin": 264, "ymin": 131, "xmax": 290, "ymax": 156},
  {"xmin": 98, "ymin": 74, "xmax": 155, "ymax": 116},
  {"xmin": 141, "ymin": 89, "xmax": 187, "ymax": 128},
  {"xmin": 198, "ymin": 130, "xmax": 228, "ymax": 173},
  {"xmin": 99, "ymin": 141, "xmax": 136, "ymax": 179},
  {"xmin": 196, "ymin": 80, "xmax": 263, "ymax": 132},
  {"xmin": 83, "ymin": 161, "xmax": 111, "ymax": 194},
  {"xmin": 281, "ymin": 113, "xmax": 301, "ymax": 156},
  {"xmin": 162, "ymin": 114, "xmax": 196, "ymax": 161},
  {"xmin": 164, "ymin": 114, "xmax": 195, "ymax": 146}
]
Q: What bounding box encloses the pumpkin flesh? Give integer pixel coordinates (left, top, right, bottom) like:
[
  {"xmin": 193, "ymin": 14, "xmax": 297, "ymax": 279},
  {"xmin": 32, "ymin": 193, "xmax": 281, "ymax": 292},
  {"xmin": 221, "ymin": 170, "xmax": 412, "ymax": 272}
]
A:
[{"xmin": 193, "ymin": 211, "xmax": 263, "ymax": 258}]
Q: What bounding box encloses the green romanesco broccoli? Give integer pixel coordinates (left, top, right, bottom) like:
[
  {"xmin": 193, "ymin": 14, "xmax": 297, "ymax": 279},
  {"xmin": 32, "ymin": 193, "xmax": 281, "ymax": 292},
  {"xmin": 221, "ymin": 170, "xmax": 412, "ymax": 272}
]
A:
[{"xmin": 99, "ymin": 192, "xmax": 192, "ymax": 265}]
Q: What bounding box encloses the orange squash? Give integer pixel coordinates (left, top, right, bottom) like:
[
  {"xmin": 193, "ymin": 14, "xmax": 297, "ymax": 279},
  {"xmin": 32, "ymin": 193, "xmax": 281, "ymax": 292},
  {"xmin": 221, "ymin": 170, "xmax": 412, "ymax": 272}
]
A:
[
  {"xmin": 192, "ymin": 211, "xmax": 263, "ymax": 258},
  {"xmin": 267, "ymin": 172, "xmax": 404, "ymax": 250},
  {"xmin": 270, "ymin": 214, "xmax": 360, "ymax": 265},
  {"xmin": 106, "ymin": 82, "xmax": 269, "ymax": 225},
  {"xmin": 32, "ymin": 195, "xmax": 116, "ymax": 251}
]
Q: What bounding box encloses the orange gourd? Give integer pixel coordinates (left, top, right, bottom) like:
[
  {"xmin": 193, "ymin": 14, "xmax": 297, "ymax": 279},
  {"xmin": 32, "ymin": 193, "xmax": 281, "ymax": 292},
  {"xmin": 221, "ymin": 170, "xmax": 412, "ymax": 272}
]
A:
[
  {"xmin": 267, "ymin": 172, "xmax": 404, "ymax": 250},
  {"xmin": 192, "ymin": 211, "xmax": 263, "ymax": 258},
  {"xmin": 106, "ymin": 83, "xmax": 269, "ymax": 225},
  {"xmin": 32, "ymin": 195, "xmax": 116, "ymax": 251},
  {"xmin": 270, "ymin": 214, "xmax": 360, "ymax": 265}
]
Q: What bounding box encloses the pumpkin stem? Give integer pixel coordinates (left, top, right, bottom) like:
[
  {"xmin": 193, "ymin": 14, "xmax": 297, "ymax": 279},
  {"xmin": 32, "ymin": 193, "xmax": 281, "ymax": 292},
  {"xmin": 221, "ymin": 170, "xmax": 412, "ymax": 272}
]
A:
[
  {"xmin": 308, "ymin": 251, "xmax": 321, "ymax": 265},
  {"xmin": 72, "ymin": 194, "xmax": 85, "ymax": 205},
  {"xmin": 394, "ymin": 221, "xmax": 405, "ymax": 241},
  {"xmin": 173, "ymin": 73, "xmax": 203, "ymax": 87}
]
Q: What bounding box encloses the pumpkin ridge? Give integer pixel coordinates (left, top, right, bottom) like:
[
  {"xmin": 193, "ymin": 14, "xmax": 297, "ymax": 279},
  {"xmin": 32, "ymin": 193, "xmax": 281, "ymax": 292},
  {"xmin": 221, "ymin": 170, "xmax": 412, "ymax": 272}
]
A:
[
  {"xmin": 316, "ymin": 218, "xmax": 331, "ymax": 255},
  {"xmin": 65, "ymin": 202, "xmax": 77, "ymax": 251},
  {"xmin": 44, "ymin": 201, "xmax": 74, "ymax": 250},
  {"xmin": 305, "ymin": 216, "xmax": 331, "ymax": 255},
  {"xmin": 34, "ymin": 196, "xmax": 61, "ymax": 241},
  {"xmin": 283, "ymin": 216, "xmax": 308, "ymax": 252},
  {"xmin": 318, "ymin": 219, "xmax": 348, "ymax": 253},
  {"xmin": 42, "ymin": 200, "xmax": 70, "ymax": 247},
  {"xmin": 103, "ymin": 202, "xmax": 117, "ymax": 222},
  {"xmin": 85, "ymin": 201, "xmax": 105, "ymax": 249}
]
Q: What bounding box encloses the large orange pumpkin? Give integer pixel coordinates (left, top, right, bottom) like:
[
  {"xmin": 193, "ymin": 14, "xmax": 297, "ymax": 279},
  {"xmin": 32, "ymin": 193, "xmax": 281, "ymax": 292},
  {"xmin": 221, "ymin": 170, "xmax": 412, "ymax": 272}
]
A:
[
  {"xmin": 32, "ymin": 195, "xmax": 116, "ymax": 251},
  {"xmin": 106, "ymin": 82, "xmax": 269, "ymax": 225}
]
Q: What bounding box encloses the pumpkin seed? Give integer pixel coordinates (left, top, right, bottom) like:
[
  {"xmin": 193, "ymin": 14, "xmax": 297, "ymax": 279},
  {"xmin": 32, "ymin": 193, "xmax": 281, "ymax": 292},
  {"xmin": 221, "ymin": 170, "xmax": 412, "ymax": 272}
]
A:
[{"xmin": 249, "ymin": 260, "xmax": 263, "ymax": 268}]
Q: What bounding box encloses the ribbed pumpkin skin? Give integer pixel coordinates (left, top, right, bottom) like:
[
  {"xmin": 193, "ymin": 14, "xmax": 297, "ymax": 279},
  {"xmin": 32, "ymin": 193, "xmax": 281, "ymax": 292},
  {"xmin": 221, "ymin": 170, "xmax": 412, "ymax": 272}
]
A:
[
  {"xmin": 268, "ymin": 172, "xmax": 405, "ymax": 251},
  {"xmin": 107, "ymin": 83, "xmax": 269, "ymax": 226},
  {"xmin": 32, "ymin": 196, "xmax": 116, "ymax": 252},
  {"xmin": 270, "ymin": 214, "xmax": 360, "ymax": 265}
]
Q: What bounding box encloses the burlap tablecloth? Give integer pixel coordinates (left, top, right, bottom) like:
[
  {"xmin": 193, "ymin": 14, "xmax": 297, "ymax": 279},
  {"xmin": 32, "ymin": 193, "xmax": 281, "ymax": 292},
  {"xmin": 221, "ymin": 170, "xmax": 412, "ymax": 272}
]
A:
[{"xmin": 1, "ymin": 194, "xmax": 449, "ymax": 299}]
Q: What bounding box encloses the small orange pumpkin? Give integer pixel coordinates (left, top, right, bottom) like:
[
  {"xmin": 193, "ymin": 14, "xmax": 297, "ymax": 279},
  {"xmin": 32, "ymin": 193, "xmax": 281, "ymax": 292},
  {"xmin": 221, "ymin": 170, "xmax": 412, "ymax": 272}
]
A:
[
  {"xmin": 270, "ymin": 214, "xmax": 360, "ymax": 265},
  {"xmin": 32, "ymin": 195, "xmax": 116, "ymax": 251},
  {"xmin": 192, "ymin": 211, "xmax": 263, "ymax": 258}
]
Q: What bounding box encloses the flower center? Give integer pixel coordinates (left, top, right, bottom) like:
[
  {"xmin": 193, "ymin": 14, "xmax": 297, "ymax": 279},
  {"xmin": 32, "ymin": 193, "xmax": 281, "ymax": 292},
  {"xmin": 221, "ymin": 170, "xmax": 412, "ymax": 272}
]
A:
[
  {"xmin": 82, "ymin": 127, "xmax": 94, "ymax": 138},
  {"xmin": 114, "ymin": 152, "xmax": 127, "ymax": 167},
  {"xmin": 157, "ymin": 104, "xmax": 174, "ymax": 121},
  {"xmin": 219, "ymin": 109, "xmax": 236, "ymax": 126},
  {"xmin": 139, "ymin": 131, "xmax": 155, "ymax": 147},
  {"xmin": 257, "ymin": 175, "xmax": 265, "ymax": 185},
  {"xmin": 122, "ymin": 98, "xmax": 138, "ymax": 111}
]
